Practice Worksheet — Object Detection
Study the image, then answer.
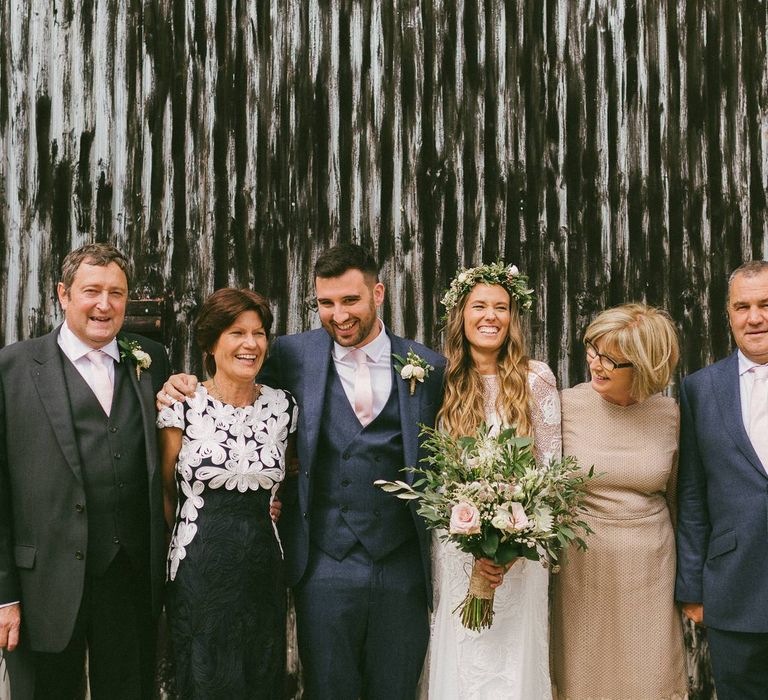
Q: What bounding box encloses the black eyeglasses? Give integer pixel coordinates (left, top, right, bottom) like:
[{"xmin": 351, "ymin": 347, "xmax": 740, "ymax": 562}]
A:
[{"xmin": 584, "ymin": 340, "xmax": 633, "ymax": 371}]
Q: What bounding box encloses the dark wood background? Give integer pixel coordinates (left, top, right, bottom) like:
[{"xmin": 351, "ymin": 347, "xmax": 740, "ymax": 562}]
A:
[{"xmin": 3, "ymin": 0, "xmax": 767, "ymax": 697}]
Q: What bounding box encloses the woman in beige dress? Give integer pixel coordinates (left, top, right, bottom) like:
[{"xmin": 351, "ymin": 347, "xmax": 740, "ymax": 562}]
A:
[{"xmin": 551, "ymin": 303, "xmax": 688, "ymax": 700}]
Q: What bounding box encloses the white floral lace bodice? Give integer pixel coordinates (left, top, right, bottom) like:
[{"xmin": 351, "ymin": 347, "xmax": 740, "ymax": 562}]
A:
[{"xmin": 157, "ymin": 384, "xmax": 298, "ymax": 581}]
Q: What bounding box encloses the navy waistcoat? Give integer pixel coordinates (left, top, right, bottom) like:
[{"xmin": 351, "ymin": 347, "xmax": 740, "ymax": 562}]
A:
[{"xmin": 310, "ymin": 361, "xmax": 416, "ymax": 560}]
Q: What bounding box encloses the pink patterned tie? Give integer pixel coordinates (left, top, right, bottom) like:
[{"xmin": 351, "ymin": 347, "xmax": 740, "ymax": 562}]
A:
[
  {"xmin": 87, "ymin": 350, "xmax": 114, "ymax": 416},
  {"xmin": 351, "ymin": 348, "xmax": 373, "ymax": 426},
  {"xmin": 749, "ymin": 365, "xmax": 768, "ymax": 473}
]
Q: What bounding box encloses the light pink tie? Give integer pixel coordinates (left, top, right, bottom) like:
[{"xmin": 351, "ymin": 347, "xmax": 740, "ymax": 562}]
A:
[
  {"xmin": 87, "ymin": 350, "xmax": 114, "ymax": 416},
  {"xmin": 351, "ymin": 348, "xmax": 373, "ymax": 426},
  {"xmin": 749, "ymin": 365, "xmax": 768, "ymax": 473}
]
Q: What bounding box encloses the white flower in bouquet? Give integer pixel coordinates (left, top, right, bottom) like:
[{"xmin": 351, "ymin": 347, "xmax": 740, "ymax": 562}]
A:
[
  {"xmin": 531, "ymin": 505, "xmax": 554, "ymax": 533},
  {"xmin": 400, "ymin": 364, "xmax": 415, "ymax": 379},
  {"xmin": 491, "ymin": 506, "xmax": 514, "ymax": 531}
]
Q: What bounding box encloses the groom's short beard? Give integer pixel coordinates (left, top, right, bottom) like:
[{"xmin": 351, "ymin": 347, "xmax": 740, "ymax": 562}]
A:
[{"xmin": 324, "ymin": 301, "xmax": 378, "ymax": 347}]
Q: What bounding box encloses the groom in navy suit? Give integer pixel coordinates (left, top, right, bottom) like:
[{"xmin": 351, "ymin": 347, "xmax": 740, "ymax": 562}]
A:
[
  {"xmin": 259, "ymin": 244, "xmax": 444, "ymax": 698},
  {"xmin": 676, "ymin": 260, "xmax": 768, "ymax": 699}
]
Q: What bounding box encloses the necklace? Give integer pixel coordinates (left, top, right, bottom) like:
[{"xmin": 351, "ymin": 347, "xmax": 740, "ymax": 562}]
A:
[{"xmin": 208, "ymin": 377, "xmax": 259, "ymax": 407}]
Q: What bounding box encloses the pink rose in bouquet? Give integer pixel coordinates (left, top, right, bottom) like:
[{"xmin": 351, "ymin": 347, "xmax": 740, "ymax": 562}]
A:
[
  {"xmin": 449, "ymin": 501, "xmax": 481, "ymax": 535},
  {"xmin": 509, "ymin": 502, "xmax": 530, "ymax": 530}
]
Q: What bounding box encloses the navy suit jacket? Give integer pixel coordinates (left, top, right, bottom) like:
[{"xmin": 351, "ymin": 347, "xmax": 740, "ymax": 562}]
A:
[
  {"xmin": 675, "ymin": 351, "xmax": 768, "ymax": 632},
  {"xmin": 258, "ymin": 327, "xmax": 445, "ymax": 599}
]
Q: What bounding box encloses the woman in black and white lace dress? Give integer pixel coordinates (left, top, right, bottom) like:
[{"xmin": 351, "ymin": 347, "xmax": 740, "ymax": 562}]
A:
[{"xmin": 158, "ymin": 288, "xmax": 297, "ymax": 700}]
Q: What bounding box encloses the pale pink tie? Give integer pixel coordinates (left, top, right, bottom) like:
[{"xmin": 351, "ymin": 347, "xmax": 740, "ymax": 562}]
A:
[
  {"xmin": 749, "ymin": 365, "xmax": 768, "ymax": 473},
  {"xmin": 87, "ymin": 350, "xmax": 114, "ymax": 416},
  {"xmin": 351, "ymin": 348, "xmax": 373, "ymax": 426}
]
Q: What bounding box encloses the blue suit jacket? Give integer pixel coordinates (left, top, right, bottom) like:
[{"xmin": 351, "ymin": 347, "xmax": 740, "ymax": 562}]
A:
[
  {"xmin": 259, "ymin": 328, "xmax": 445, "ymax": 598},
  {"xmin": 675, "ymin": 351, "xmax": 768, "ymax": 632}
]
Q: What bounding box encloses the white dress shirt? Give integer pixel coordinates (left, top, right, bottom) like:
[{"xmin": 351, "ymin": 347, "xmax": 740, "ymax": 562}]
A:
[
  {"xmin": 332, "ymin": 319, "xmax": 393, "ymax": 423},
  {"xmin": 737, "ymin": 350, "xmax": 767, "ymax": 432},
  {"xmin": 57, "ymin": 321, "xmax": 121, "ymax": 390}
]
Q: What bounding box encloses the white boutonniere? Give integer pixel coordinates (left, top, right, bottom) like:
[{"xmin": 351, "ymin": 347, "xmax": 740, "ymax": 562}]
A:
[
  {"xmin": 393, "ymin": 349, "xmax": 434, "ymax": 395},
  {"xmin": 118, "ymin": 338, "xmax": 152, "ymax": 380}
]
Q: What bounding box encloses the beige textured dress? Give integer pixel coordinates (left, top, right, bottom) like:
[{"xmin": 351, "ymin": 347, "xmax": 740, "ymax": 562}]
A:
[{"xmin": 551, "ymin": 382, "xmax": 687, "ymax": 700}]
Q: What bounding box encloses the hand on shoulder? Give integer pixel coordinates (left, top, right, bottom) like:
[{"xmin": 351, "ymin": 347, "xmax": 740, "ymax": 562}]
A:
[{"xmin": 157, "ymin": 373, "xmax": 199, "ymax": 410}]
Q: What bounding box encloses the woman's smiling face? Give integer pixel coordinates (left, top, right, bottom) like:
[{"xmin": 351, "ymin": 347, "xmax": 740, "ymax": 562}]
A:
[
  {"xmin": 462, "ymin": 284, "xmax": 511, "ymax": 359},
  {"xmin": 586, "ymin": 337, "xmax": 636, "ymax": 405},
  {"xmin": 211, "ymin": 310, "xmax": 268, "ymax": 384}
]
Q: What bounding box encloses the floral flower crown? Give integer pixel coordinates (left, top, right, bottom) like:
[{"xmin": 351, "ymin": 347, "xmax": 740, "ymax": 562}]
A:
[{"xmin": 441, "ymin": 262, "xmax": 535, "ymax": 314}]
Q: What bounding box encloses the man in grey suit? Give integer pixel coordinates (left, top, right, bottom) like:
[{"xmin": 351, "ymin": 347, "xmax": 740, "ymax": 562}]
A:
[
  {"xmin": 0, "ymin": 244, "xmax": 170, "ymax": 699},
  {"xmin": 676, "ymin": 260, "xmax": 768, "ymax": 699},
  {"xmin": 160, "ymin": 244, "xmax": 445, "ymax": 698}
]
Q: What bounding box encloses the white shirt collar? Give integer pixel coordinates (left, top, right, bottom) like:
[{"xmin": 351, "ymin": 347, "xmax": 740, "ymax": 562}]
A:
[
  {"xmin": 58, "ymin": 321, "xmax": 121, "ymax": 363},
  {"xmin": 333, "ymin": 319, "xmax": 389, "ymax": 363}
]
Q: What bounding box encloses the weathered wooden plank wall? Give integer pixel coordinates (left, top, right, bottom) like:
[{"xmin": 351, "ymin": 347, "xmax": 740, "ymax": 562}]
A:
[{"xmin": 2, "ymin": 0, "xmax": 767, "ymax": 697}]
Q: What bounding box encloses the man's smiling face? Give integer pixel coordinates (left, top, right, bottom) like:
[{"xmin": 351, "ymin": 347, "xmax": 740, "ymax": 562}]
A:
[
  {"xmin": 728, "ymin": 269, "xmax": 768, "ymax": 364},
  {"xmin": 315, "ymin": 268, "xmax": 385, "ymax": 348},
  {"xmin": 57, "ymin": 261, "xmax": 128, "ymax": 348}
]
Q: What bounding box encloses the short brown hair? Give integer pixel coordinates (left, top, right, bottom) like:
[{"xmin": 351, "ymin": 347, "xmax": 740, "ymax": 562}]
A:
[
  {"xmin": 60, "ymin": 243, "xmax": 132, "ymax": 291},
  {"xmin": 584, "ymin": 303, "xmax": 679, "ymax": 401},
  {"xmin": 195, "ymin": 288, "xmax": 274, "ymax": 377}
]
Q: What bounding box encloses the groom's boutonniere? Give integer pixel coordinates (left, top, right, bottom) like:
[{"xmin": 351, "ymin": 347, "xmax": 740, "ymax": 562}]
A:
[
  {"xmin": 118, "ymin": 338, "xmax": 152, "ymax": 380},
  {"xmin": 393, "ymin": 349, "xmax": 434, "ymax": 396}
]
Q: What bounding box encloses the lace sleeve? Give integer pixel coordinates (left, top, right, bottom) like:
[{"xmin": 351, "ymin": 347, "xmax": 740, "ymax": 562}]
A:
[
  {"xmin": 156, "ymin": 398, "xmax": 185, "ymax": 430},
  {"xmin": 527, "ymin": 360, "xmax": 562, "ymax": 466}
]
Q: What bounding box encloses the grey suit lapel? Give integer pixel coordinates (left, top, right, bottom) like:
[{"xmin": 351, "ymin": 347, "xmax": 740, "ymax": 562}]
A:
[
  {"xmin": 390, "ymin": 334, "xmax": 421, "ymax": 481},
  {"xmin": 713, "ymin": 352, "xmax": 768, "ymax": 478},
  {"xmin": 31, "ymin": 328, "xmax": 84, "ymax": 482},
  {"xmin": 301, "ymin": 331, "xmax": 332, "ymax": 472}
]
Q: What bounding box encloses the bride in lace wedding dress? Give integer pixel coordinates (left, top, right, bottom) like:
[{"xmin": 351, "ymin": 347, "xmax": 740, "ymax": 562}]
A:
[{"xmin": 424, "ymin": 266, "xmax": 561, "ymax": 700}]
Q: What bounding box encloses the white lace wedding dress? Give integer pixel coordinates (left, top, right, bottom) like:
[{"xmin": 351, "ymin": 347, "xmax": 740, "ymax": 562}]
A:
[{"xmin": 424, "ymin": 361, "xmax": 562, "ymax": 700}]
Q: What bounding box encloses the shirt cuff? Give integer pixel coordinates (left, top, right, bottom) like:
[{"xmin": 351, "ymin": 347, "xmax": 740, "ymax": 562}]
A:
[{"xmin": 0, "ymin": 601, "xmax": 20, "ymax": 608}]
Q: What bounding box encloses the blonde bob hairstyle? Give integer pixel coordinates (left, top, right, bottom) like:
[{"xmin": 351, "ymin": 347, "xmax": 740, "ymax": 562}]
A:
[
  {"xmin": 437, "ymin": 287, "xmax": 532, "ymax": 439},
  {"xmin": 584, "ymin": 303, "xmax": 679, "ymax": 401}
]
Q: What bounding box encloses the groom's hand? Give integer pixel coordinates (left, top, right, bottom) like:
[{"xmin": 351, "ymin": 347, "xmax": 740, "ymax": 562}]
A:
[
  {"xmin": 681, "ymin": 602, "xmax": 704, "ymax": 625},
  {"xmin": 0, "ymin": 603, "xmax": 21, "ymax": 651},
  {"xmin": 157, "ymin": 373, "xmax": 198, "ymax": 409}
]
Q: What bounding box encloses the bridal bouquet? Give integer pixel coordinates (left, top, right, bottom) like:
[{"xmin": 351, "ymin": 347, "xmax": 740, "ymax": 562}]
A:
[{"xmin": 375, "ymin": 424, "xmax": 593, "ymax": 631}]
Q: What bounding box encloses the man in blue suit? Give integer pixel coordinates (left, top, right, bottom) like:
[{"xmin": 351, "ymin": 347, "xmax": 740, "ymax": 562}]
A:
[
  {"xmin": 261, "ymin": 244, "xmax": 444, "ymax": 698},
  {"xmin": 676, "ymin": 260, "xmax": 768, "ymax": 699},
  {"xmin": 160, "ymin": 244, "xmax": 445, "ymax": 698}
]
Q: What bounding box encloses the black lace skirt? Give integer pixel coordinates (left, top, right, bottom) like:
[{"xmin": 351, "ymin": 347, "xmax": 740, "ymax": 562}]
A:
[{"xmin": 166, "ymin": 490, "xmax": 285, "ymax": 700}]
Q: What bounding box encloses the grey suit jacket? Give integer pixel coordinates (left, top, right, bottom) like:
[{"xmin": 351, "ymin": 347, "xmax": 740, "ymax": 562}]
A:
[
  {"xmin": 0, "ymin": 327, "xmax": 170, "ymax": 652},
  {"xmin": 675, "ymin": 351, "xmax": 768, "ymax": 632},
  {"xmin": 258, "ymin": 327, "xmax": 445, "ymax": 598}
]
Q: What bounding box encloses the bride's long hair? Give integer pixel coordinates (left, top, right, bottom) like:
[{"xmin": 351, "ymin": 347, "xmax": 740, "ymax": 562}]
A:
[{"xmin": 437, "ymin": 288, "xmax": 532, "ymax": 439}]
